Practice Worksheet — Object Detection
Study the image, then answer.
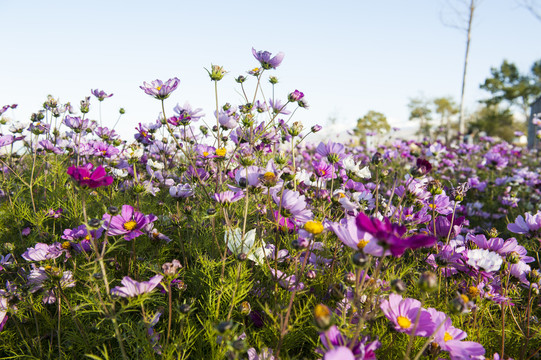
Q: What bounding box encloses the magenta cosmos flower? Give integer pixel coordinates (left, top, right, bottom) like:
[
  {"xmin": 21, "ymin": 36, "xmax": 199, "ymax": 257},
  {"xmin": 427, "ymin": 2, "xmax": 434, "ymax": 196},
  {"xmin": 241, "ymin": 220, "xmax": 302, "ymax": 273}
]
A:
[
  {"xmin": 111, "ymin": 275, "xmax": 163, "ymax": 297},
  {"xmin": 252, "ymin": 48, "xmax": 285, "ymax": 70},
  {"xmin": 140, "ymin": 77, "xmax": 180, "ymax": 100},
  {"xmin": 380, "ymin": 293, "xmax": 434, "ymax": 336},
  {"xmin": 328, "ymin": 216, "xmax": 385, "ymax": 257},
  {"xmin": 319, "ymin": 325, "xmax": 380, "ymax": 360},
  {"xmin": 102, "ymin": 205, "xmax": 157, "ymax": 241},
  {"xmin": 356, "ymin": 213, "xmax": 436, "ymax": 257},
  {"xmin": 67, "ymin": 163, "xmax": 114, "ymax": 189}
]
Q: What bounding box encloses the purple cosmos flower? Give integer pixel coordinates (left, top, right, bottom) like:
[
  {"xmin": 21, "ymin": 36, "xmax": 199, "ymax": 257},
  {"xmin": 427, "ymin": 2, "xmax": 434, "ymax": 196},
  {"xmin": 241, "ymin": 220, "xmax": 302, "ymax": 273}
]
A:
[
  {"xmin": 316, "ymin": 141, "xmax": 346, "ymax": 164},
  {"xmin": 91, "ymin": 89, "xmax": 113, "ymax": 101},
  {"xmin": 102, "ymin": 205, "xmax": 157, "ymax": 241},
  {"xmin": 111, "ymin": 275, "xmax": 163, "ymax": 297},
  {"xmin": 0, "ymin": 135, "xmax": 24, "ymax": 148},
  {"xmin": 216, "ymin": 110, "xmax": 238, "ymax": 129},
  {"xmin": 134, "ymin": 123, "xmax": 154, "ymax": 145},
  {"xmin": 288, "ymin": 90, "xmax": 304, "ymax": 102},
  {"xmin": 356, "ymin": 213, "xmax": 436, "ymax": 257},
  {"xmin": 507, "ymin": 211, "xmax": 541, "ymax": 234},
  {"xmin": 92, "ymin": 141, "xmax": 120, "ymax": 158},
  {"xmin": 252, "ymin": 48, "xmax": 284, "ymax": 70},
  {"xmin": 169, "ymin": 184, "xmax": 194, "ymax": 198},
  {"xmin": 272, "ymin": 189, "xmax": 313, "ymax": 225},
  {"xmin": 140, "ymin": 78, "xmax": 180, "ymax": 100},
  {"xmin": 319, "ymin": 325, "xmax": 380, "ymax": 360},
  {"xmin": 21, "ymin": 243, "xmax": 64, "ymax": 262},
  {"xmin": 380, "ymin": 293, "xmax": 434, "ymax": 336},
  {"xmin": 173, "ymin": 102, "xmax": 204, "ymax": 124},
  {"xmin": 424, "ymin": 194, "xmax": 453, "ymax": 215},
  {"xmin": 313, "ymin": 160, "xmax": 336, "ymax": 180},
  {"xmin": 67, "ymin": 163, "xmax": 114, "ymax": 189},
  {"xmin": 213, "ymin": 190, "xmax": 245, "ymax": 204}
]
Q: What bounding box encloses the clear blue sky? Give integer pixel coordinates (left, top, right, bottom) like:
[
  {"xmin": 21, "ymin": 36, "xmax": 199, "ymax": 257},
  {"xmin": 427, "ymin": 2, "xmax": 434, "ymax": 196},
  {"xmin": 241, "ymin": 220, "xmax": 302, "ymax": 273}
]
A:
[{"xmin": 1, "ymin": 0, "xmax": 540, "ymax": 139}]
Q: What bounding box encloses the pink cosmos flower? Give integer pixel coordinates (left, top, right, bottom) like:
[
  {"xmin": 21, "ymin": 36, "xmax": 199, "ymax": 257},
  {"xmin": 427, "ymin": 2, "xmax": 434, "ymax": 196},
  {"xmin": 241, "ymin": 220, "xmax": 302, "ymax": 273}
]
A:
[
  {"xmin": 102, "ymin": 205, "xmax": 157, "ymax": 241},
  {"xmin": 67, "ymin": 163, "xmax": 114, "ymax": 189},
  {"xmin": 380, "ymin": 293, "xmax": 434, "ymax": 336},
  {"xmin": 356, "ymin": 213, "xmax": 436, "ymax": 257},
  {"xmin": 111, "ymin": 275, "xmax": 163, "ymax": 297}
]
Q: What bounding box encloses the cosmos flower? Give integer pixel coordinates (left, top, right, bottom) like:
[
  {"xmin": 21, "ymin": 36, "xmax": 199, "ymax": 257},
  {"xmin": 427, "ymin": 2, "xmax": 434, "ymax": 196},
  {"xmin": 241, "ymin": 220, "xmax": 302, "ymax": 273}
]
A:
[
  {"xmin": 466, "ymin": 249, "xmax": 502, "ymax": 273},
  {"xmin": 67, "ymin": 163, "xmax": 114, "ymax": 189},
  {"xmin": 140, "ymin": 78, "xmax": 180, "ymax": 100},
  {"xmin": 507, "ymin": 211, "xmax": 541, "ymax": 235},
  {"xmin": 169, "ymin": 184, "xmax": 195, "ymax": 198},
  {"xmin": 319, "ymin": 325, "xmax": 380, "ymax": 360},
  {"xmin": 355, "ymin": 213, "xmax": 436, "ymax": 257},
  {"xmin": 380, "ymin": 293, "xmax": 434, "ymax": 336},
  {"xmin": 102, "ymin": 205, "xmax": 157, "ymax": 241},
  {"xmin": 328, "ymin": 216, "xmax": 385, "ymax": 257},
  {"xmin": 21, "ymin": 243, "xmax": 64, "ymax": 262},
  {"xmin": 91, "ymin": 89, "xmax": 113, "ymax": 101},
  {"xmin": 213, "ymin": 190, "xmax": 245, "ymax": 204},
  {"xmin": 111, "ymin": 275, "xmax": 163, "ymax": 297},
  {"xmin": 225, "ymin": 228, "xmax": 271, "ymax": 266},
  {"xmin": 252, "ymin": 48, "xmax": 285, "ymax": 70}
]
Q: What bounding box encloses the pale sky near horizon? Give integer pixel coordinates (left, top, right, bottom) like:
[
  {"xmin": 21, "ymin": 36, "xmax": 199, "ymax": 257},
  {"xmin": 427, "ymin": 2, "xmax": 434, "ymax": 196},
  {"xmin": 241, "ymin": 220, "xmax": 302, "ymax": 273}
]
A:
[{"xmin": 1, "ymin": 0, "xmax": 540, "ymax": 141}]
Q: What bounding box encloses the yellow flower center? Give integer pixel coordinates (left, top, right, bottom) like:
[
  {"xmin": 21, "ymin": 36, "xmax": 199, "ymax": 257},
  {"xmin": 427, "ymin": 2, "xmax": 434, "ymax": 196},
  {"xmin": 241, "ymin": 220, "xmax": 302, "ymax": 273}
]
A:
[
  {"xmin": 84, "ymin": 234, "xmax": 92, "ymax": 241},
  {"xmin": 444, "ymin": 332, "xmax": 453, "ymax": 342},
  {"xmin": 123, "ymin": 220, "xmax": 137, "ymax": 231},
  {"xmin": 338, "ymin": 193, "xmax": 346, "ymax": 198},
  {"xmin": 83, "ymin": 176, "xmax": 90, "ymax": 180},
  {"xmin": 252, "ymin": 67, "xmax": 259, "ymax": 73},
  {"xmin": 215, "ymin": 148, "xmax": 226, "ymax": 157},
  {"xmin": 263, "ymin": 172, "xmax": 276, "ymax": 181},
  {"xmin": 357, "ymin": 239, "xmax": 369, "ymax": 249},
  {"xmin": 460, "ymin": 294, "xmax": 470, "ymax": 303},
  {"xmin": 428, "ymin": 203, "xmax": 437, "ymax": 210},
  {"xmin": 156, "ymin": 86, "xmax": 162, "ymax": 91},
  {"xmin": 61, "ymin": 241, "xmax": 71, "ymax": 249},
  {"xmin": 397, "ymin": 316, "xmax": 412, "ymax": 329},
  {"xmin": 44, "ymin": 265, "xmax": 52, "ymax": 271},
  {"xmin": 203, "ymin": 151, "xmax": 209, "ymax": 157},
  {"xmin": 468, "ymin": 286, "xmax": 480, "ymax": 298},
  {"xmin": 320, "ymin": 170, "xmax": 326, "ymax": 176},
  {"xmin": 142, "ymin": 131, "xmax": 147, "ymax": 137},
  {"xmin": 304, "ymin": 221, "xmax": 324, "ymax": 235}
]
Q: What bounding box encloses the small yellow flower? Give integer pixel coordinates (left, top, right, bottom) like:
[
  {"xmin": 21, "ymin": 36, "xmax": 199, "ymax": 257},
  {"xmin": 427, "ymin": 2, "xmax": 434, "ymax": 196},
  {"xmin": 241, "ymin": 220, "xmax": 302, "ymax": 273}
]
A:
[
  {"xmin": 61, "ymin": 241, "xmax": 71, "ymax": 250},
  {"xmin": 304, "ymin": 220, "xmax": 324, "ymax": 235},
  {"xmin": 215, "ymin": 148, "xmax": 226, "ymax": 157}
]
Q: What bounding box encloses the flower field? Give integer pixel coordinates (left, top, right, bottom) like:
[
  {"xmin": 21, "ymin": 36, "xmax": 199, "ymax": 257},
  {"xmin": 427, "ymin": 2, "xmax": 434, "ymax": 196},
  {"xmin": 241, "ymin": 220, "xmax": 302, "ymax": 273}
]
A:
[{"xmin": 0, "ymin": 48, "xmax": 540, "ymax": 360}]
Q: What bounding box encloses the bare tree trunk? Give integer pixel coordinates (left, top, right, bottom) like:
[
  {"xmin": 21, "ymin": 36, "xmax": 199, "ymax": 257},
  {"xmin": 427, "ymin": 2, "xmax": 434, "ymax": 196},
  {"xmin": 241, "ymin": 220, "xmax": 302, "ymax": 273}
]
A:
[{"xmin": 457, "ymin": 0, "xmax": 475, "ymax": 142}]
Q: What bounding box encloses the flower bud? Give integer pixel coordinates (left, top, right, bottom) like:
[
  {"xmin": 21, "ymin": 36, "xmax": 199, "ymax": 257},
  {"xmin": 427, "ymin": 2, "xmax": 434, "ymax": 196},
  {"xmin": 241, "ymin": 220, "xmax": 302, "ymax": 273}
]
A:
[
  {"xmin": 306, "ymin": 269, "xmax": 317, "ymax": 279},
  {"xmin": 206, "ymin": 64, "xmax": 227, "ymax": 81},
  {"xmin": 391, "ymin": 279, "xmax": 407, "ymax": 294},
  {"xmin": 311, "ymin": 124, "xmax": 322, "ymax": 133},
  {"xmin": 88, "ymin": 218, "xmax": 101, "ymax": 229},
  {"xmin": 216, "ymin": 320, "xmax": 233, "ymax": 333},
  {"xmin": 269, "ymin": 76, "xmax": 278, "ymax": 84},
  {"xmin": 237, "ymin": 253, "xmax": 247, "ymax": 262},
  {"xmin": 119, "ymin": 108, "xmax": 125, "ymax": 114},
  {"xmin": 179, "ymin": 303, "xmax": 191, "ymax": 314},
  {"xmin": 371, "ymin": 152, "xmax": 382, "ymax": 165},
  {"xmin": 418, "ymin": 271, "xmax": 438, "ymax": 292},
  {"xmin": 107, "ymin": 206, "xmax": 119, "ymax": 215},
  {"xmin": 351, "ymin": 252, "xmax": 368, "ymax": 267},
  {"xmin": 235, "ymin": 75, "xmax": 246, "ymax": 83},
  {"xmin": 239, "ymin": 301, "xmax": 251, "ymax": 315},
  {"xmin": 207, "ymin": 208, "xmax": 216, "ymax": 216},
  {"xmin": 287, "ymin": 121, "xmax": 303, "ymax": 137},
  {"xmin": 344, "ymin": 272, "xmax": 356, "ymax": 284},
  {"xmin": 314, "ymin": 304, "xmax": 332, "ymax": 330}
]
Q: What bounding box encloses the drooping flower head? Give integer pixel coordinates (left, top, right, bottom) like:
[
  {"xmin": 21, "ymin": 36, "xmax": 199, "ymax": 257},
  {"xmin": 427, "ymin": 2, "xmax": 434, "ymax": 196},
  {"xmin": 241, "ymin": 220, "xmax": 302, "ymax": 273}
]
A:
[
  {"xmin": 91, "ymin": 89, "xmax": 113, "ymax": 101},
  {"xmin": 252, "ymin": 48, "xmax": 285, "ymax": 70},
  {"xmin": 140, "ymin": 78, "xmax": 180, "ymax": 100},
  {"xmin": 102, "ymin": 205, "xmax": 157, "ymax": 241},
  {"xmin": 67, "ymin": 163, "xmax": 114, "ymax": 189}
]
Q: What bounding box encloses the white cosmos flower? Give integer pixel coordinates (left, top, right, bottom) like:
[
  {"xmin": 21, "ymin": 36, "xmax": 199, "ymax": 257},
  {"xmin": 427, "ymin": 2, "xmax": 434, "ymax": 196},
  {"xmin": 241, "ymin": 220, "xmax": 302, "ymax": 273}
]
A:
[
  {"xmin": 225, "ymin": 228, "xmax": 271, "ymax": 266},
  {"xmin": 343, "ymin": 156, "xmax": 371, "ymax": 179},
  {"xmin": 147, "ymin": 159, "xmax": 164, "ymax": 170},
  {"xmin": 466, "ymin": 249, "xmax": 503, "ymax": 273}
]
